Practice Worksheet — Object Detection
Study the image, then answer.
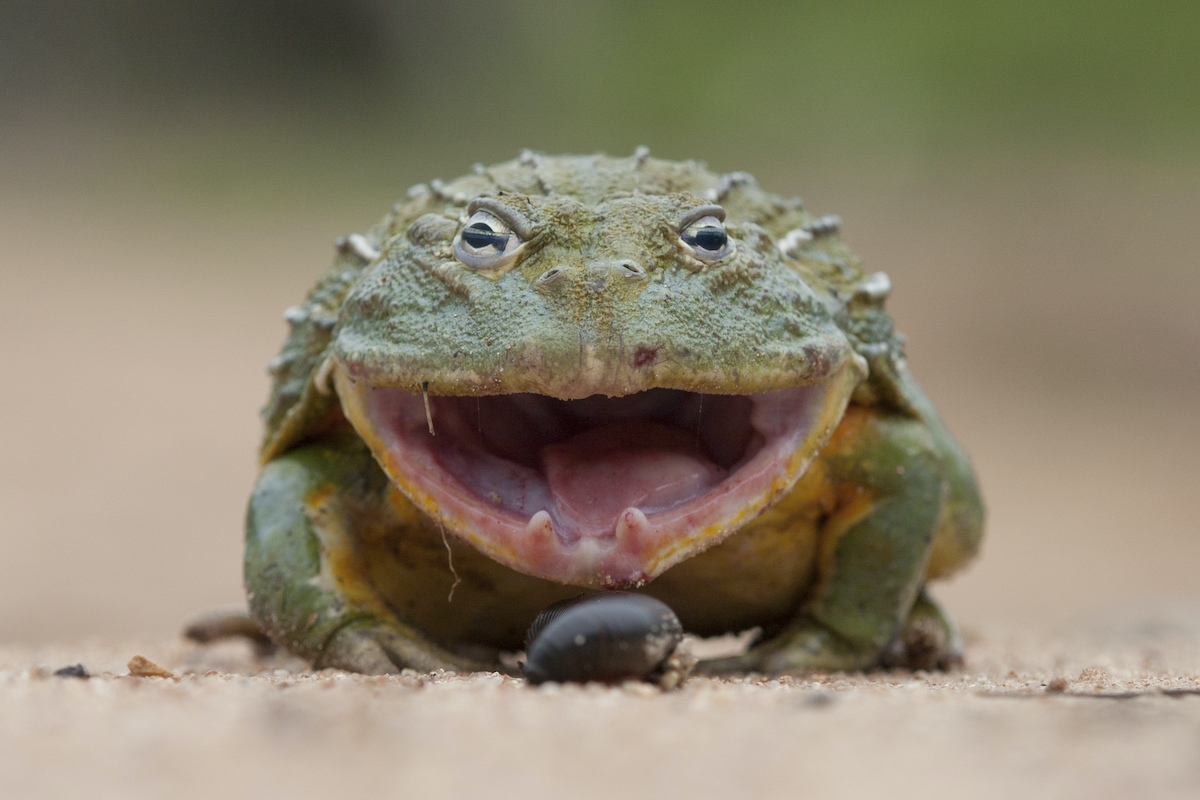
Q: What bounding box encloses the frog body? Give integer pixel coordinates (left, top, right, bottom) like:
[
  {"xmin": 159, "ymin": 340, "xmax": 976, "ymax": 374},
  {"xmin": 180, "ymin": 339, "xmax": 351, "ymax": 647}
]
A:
[{"xmin": 245, "ymin": 151, "xmax": 983, "ymax": 674}]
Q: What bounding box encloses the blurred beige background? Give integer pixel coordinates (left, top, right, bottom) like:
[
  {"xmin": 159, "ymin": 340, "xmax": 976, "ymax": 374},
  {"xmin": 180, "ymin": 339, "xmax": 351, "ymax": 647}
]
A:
[{"xmin": 1, "ymin": 0, "xmax": 1198, "ymax": 646}]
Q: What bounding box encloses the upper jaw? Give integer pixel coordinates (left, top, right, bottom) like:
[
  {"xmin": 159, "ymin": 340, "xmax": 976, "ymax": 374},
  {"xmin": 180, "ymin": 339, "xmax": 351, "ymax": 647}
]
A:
[
  {"xmin": 333, "ymin": 353, "xmax": 865, "ymax": 588},
  {"xmin": 332, "ymin": 241, "xmax": 856, "ymax": 400},
  {"xmin": 335, "ymin": 330, "xmax": 858, "ymax": 401}
]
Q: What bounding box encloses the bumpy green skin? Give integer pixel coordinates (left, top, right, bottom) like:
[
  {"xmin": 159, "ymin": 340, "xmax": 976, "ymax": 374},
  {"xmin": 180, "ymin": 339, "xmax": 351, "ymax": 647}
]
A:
[
  {"xmin": 699, "ymin": 393, "xmax": 976, "ymax": 673},
  {"xmin": 245, "ymin": 434, "xmax": 485, "ymax": 672},
  {"xmin": 245, "ymin": 152, "xmax": 984, "ymax": 675}
]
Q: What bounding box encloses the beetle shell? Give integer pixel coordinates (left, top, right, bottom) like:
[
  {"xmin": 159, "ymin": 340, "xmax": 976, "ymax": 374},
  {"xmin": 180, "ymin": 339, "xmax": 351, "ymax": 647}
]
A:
[{"xmin": 522, "ymin": 592, "xmax": 684, "ymax": 684}]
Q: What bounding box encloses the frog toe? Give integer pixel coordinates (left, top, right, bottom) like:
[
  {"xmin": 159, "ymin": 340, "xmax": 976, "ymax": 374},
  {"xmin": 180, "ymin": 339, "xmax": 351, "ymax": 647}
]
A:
[
  {"xmin": 757, "ymin": 624, "xmax": 879, "ymax": 674},
  {"xmin": 317, "ymin": 625, "xmax": 404, "ymax": 674},
  {"xmin": 693, "ymin": 651, "xmax": 765, "ymax": 676},
  {"xmin": 696, "ymin": 621, "xmax": 879, "ymax": 676},
  {"xmin": 878, "ymin": 590, "xmax": 964, "ymax": 671},
  {"xmin": 318, "ymin": 621, "xmax": 485, "ymax": 674}
]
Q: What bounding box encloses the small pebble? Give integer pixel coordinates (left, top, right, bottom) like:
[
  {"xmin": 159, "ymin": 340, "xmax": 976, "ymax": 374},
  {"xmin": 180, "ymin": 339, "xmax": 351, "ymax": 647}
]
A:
[
  {"xmin": 127, "ymin": 655, "xmax": 176, "ymax": 679},
  {"xmin": 53, "ymin": 664, "xmax": 89, "ymax": 679},
  {"xmin": 1045, "ymin": 677, "xmax": 1070, "ymax": 693}
]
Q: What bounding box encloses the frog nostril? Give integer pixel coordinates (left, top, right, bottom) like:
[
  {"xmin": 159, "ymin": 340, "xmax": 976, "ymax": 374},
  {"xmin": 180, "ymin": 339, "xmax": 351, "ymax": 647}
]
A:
[
  {"xmin": 616, "ymin": 260, "xmax": 646, "ymax": 279},
  {"xmin": 536, "ymin": 266, "xmax": 564, "ymax": 285}
]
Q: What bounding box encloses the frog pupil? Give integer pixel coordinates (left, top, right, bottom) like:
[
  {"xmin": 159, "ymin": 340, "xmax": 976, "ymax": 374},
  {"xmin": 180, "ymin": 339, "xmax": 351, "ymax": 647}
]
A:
[
  {"xmin": 462, "ymin": 223, "xmax": 508, "ymax": 251},
  {"xmin": 685, "ymin": 226, "xmax": 727, "ymax": 252}
]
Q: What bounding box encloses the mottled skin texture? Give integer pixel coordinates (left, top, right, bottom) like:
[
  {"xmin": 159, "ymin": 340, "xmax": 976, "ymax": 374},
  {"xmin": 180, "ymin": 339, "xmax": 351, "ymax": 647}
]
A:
[{"xmin": 245, "ymin": 152, "xmax": 984, "ymax": 675}]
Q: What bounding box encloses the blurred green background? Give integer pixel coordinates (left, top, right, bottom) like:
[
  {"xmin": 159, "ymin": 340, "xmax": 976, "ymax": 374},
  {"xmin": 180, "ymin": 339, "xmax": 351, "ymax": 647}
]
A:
[
  {"xmin": 1, "ymin": 1, "xmax": 1197, "ymax": 644},
  {"xmin": 5, "ymin": 0, "xmax": 1199, "ymax": 202}
]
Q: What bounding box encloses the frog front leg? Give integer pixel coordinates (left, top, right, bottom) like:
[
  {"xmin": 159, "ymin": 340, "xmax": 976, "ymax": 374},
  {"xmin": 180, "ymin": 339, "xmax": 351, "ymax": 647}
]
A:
[
  {"xmin": 245, "ymin": 433, "xmax": 483, "ymax": 674},
  {"xmin": 701, "ymin": 405, "xmax": 971, "ymax": 674}
]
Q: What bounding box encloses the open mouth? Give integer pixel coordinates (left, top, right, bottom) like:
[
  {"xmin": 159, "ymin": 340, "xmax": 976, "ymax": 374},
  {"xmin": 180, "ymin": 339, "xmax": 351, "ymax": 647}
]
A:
[{"xmin": 336, "ymin": 366, "xmax": 856, "ymax": 588}]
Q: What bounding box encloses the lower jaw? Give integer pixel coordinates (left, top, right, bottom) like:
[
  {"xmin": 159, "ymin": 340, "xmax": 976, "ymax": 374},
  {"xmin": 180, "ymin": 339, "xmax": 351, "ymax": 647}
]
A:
[{"xmin": 335, "ymin": 362, "xmax": 860, "ymax": 588}]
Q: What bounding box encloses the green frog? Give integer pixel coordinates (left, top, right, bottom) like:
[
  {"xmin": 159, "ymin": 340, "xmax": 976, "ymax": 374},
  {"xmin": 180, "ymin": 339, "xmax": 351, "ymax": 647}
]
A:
[{"xmin": 245, "ymin": 150, "xmax": 984, "ymax": 675}]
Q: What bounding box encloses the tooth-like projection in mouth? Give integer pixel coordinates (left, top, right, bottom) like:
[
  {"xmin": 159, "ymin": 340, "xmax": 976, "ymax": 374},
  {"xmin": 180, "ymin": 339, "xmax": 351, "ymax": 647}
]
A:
[{"xmin": 335, "ymin": 364, "xmax": 859, "ymax": 588}]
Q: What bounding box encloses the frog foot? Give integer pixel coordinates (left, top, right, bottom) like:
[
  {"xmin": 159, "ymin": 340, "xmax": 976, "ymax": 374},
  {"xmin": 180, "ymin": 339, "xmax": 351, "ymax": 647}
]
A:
[
  {"xmin": 695, "ymin": 619, "xmax": 879, "ymax": 675},
  {"xmin": 182, "ymin": 606, "xmax": 277, "ymax": 657},
  {"xmin": 698, "ymin": 591, "xmax": 964, "ymax": 676},
  {"xmin": 877, "ymin": 591, "xmax": 964, "ymax": 671},
  {"xmin": 317, "ymin": 620, "xmax": 489, "ymax": 675}
]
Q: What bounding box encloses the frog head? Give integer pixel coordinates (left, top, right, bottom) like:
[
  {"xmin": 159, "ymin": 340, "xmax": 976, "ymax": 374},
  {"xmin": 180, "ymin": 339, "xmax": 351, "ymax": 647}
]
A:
[{"xmin": 328, "ymin": 154, "xmax": 866, "ymax": 588}]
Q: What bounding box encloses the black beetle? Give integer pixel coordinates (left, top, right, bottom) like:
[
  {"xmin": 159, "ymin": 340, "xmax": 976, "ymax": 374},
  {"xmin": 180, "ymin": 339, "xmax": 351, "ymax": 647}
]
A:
[{"xmin": 522, "ymin": 592, "xmax": 684, "ymax": 684}]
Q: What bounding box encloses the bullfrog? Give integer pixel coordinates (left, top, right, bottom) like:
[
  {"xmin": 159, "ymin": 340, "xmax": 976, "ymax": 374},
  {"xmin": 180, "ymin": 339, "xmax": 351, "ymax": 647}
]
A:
[{"xmin": 245, "ymin": 150, "xmax": 984, "ymax": 675}]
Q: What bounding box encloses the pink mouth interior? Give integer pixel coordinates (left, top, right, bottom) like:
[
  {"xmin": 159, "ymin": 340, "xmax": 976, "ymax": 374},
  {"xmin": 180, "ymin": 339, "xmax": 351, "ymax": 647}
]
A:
[
  {"xmin": 433, "ymin": 392, "xmax": 755, "ymax": 540},
  {"xmin": 359, "ymin": 383, "xmax": 830, "ymax": 585}
]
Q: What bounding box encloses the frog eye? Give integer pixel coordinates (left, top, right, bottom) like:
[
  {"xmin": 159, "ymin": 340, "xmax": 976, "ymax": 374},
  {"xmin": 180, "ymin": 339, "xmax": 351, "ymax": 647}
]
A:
[
  {"xmin": 454, "ymin": 210, "xmax": 522, "ymax": 270},
  {"xmin": 680, "ymin": 214, "xmax": 730, "ymax": 261}
]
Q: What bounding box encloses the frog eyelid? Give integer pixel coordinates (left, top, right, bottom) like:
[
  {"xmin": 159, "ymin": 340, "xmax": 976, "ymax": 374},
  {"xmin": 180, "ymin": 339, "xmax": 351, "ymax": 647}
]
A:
[
  {"xmin": 466, "ymin": 197, "xmax": 537, "ymax": 240},
  {"xmin": 676, "ymin": 204, "xmax": 727, "ymax": 230}
]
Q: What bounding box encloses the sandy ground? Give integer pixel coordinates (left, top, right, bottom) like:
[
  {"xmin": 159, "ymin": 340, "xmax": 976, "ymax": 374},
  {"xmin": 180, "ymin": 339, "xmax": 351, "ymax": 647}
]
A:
[
  {"xmin": 3, "ymin": 620, "xmax": 1200, "ymax": 800},
  {"xmin": 2, "ymin": 161, "xmax": 1198, "ymax": 798}
]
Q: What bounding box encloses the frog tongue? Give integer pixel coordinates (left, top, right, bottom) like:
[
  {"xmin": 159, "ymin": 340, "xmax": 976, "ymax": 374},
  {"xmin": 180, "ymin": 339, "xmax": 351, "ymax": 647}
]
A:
[{"xmin": 539, "ymin": 421, "xmax": 724, "ymax": 537}]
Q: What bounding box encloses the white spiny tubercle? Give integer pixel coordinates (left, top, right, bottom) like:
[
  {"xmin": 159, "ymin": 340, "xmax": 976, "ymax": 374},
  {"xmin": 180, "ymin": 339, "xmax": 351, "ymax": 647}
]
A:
[
  {"xmin": 777, "ymin": 228, "xmax": 815, "ymax": 258},
  {"xmin": 854, "ymin": 271, "xmax": 892, "ymax": 302},
  {"xmin": 337, "ymin": 233, "xmax": 380, "ymax": 263},
  {"xmin": 313, "ymin": 356, "xmax": 335, "ymax": 395}
]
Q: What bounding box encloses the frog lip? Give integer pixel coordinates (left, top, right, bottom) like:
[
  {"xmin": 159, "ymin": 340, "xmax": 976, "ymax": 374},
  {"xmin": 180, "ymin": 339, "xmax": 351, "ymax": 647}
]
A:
[{"xmin": 335, "ymin": 365, "xmax": 857, "ymax": 588}]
